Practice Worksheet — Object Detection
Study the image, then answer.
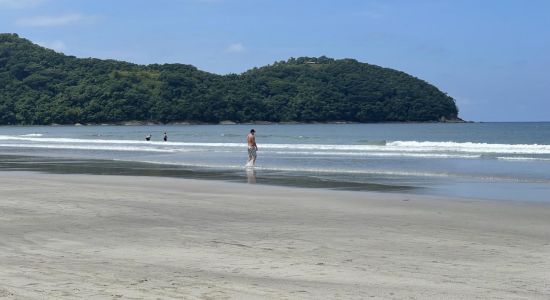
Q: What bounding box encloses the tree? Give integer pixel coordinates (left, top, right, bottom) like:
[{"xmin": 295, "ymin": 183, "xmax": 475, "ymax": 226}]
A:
[{"xmin": 0, "ymin": 33, "xmax": 459, "ymax": 125}]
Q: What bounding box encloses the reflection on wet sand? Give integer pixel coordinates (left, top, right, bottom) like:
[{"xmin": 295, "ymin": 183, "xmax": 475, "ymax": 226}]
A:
[
  {"xmin": 0, "ymin": 155, "xmax": 413, "ymax": 192},
  {"xmin": 246, "ymin": 168, "xmax": 256, "ymax": 184}
]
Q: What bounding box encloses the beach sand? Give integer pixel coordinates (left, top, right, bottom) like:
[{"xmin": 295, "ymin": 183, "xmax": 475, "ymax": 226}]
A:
[{"xmin": 0, "ymin": 171, "xmax": 549, "ymax": 299}]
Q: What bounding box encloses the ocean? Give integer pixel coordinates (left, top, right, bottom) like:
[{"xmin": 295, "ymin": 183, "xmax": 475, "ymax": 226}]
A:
[{"xmin": 0, "ymin": 123, "xmax": 549, "ymax": 202}]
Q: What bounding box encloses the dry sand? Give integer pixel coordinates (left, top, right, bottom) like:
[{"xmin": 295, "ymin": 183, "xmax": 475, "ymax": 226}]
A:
[{"xmin": 0, "ymin": 171, "xmax": 549, "ymax": 299}]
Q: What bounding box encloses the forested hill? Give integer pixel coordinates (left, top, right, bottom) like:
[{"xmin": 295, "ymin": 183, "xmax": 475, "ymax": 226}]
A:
[{"xmin": 0, "ymin": 33, "xmax": 459, "ymax": 125}]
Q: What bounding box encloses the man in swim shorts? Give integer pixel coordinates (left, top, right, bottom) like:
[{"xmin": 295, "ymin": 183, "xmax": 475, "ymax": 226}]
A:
[{"xmin": 247, "ymin": 129, "xmax": 258, "ymax": 166}]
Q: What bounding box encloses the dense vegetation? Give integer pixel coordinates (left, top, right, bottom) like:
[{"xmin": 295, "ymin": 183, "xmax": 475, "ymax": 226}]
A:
[{"xmin": 0, "ymin": 33, "xmax": 459, "ymax": 125}]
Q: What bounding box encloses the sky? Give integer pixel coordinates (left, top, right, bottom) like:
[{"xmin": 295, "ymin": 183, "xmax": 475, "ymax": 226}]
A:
[{"xmin": 1, "ymin": 0, "xmax": 549, "ymax": 122}]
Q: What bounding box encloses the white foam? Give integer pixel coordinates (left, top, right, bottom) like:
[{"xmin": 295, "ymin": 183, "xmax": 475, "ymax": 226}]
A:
[
  {"xmin": 386, "ymin": 141, "xmax": 550, "ymax": 155},
  {"xmin": 19, "ymin": 133, "xmax": 43, "ymax": 137},
  {"xmin": 0, "ymin": 143, "xmax": 175, "ymax": 153},
  {"xmin": 126, "ymin": 160, "xmax": 246, "ymax": 170},
  {"xmin": 131, "ymin": 159, "xmax": 452, "ymax": 177},
  {"xmin": 1, "ymin": 134, "xmax": 550, "ymax": 156},
  {"xmin": 274, "ymin": 151, "xmax": 481, "ymax": 159},
  {"xmin": 497, "ymin": 156, "xmax": 550, "ymax": 161}
]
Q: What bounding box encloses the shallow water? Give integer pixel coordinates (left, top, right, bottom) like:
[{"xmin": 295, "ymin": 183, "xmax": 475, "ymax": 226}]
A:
[{"xmin": 0, "ymin": 123, "xmax": 549, "ymax": 201}]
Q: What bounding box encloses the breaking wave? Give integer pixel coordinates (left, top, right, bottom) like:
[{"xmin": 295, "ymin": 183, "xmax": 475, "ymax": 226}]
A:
[{"xmin": 1, "ymin": 135, "xmax": 550, "ymax": 158}]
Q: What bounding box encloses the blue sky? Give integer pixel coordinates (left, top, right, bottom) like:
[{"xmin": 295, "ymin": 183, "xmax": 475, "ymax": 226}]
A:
[{"xmin": 1, "ymin": 0, "xmax": 549, "ymax": 121}]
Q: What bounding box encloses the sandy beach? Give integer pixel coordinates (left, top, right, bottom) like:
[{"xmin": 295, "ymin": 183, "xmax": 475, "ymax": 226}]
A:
[{"xmin": 0, "ymin": 171, "xmax": 549, "ymax": 299}]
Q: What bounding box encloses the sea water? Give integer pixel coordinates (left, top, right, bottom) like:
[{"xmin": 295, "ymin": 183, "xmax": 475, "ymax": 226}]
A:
[{"xmin": 0, "ymin": 123, "xmax": 549, "ymax": 202}]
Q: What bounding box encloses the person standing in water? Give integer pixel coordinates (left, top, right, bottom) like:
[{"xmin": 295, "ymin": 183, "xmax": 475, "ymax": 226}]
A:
[
  {"xmin": 163, "ymin": 132, "xmax": 167, "ymax": 142},
  {"xmin": 247, "ymin": 129, "xmax": 258, "ymax": 166}
]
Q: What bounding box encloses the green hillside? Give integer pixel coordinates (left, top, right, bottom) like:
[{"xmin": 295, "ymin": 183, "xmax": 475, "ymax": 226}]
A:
[{"xmin": 0, "ymin": 33, "xmax": 459, "ymax": 125}]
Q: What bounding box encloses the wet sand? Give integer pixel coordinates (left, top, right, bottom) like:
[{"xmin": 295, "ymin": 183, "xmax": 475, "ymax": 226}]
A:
[{"xmin": 0, "ymin": 171, "xmax": 549, "ymax": 299}]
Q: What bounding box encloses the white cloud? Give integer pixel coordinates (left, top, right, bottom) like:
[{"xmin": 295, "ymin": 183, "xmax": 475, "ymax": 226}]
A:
[
  {"xmin": 37, "ymin": 40, "xmax": 66, "ymax": 52},
  {"xmin": 225, "ymin": 43, "xmax": 245, "ymax": 53},
  {"xmin": 16, "ymin": 13, "xmax": 95, "ymax": 27},
  {"xmin": 0, "ymin": 0, "xmax": 44, "ymax": 8}
]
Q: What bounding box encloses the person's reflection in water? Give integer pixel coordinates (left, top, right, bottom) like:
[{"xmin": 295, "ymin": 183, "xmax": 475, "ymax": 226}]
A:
[{"xmin": 246, "ymin": 168, "xmax": 256, "ymax": 184}]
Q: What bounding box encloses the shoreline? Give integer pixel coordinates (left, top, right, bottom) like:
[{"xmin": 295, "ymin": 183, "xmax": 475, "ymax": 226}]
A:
[
  {"xmin": 1, "ymin": 153, "xmax": 549, "ymax": 203},
  {"xmin": 0, "ymin": 171, "xmax": 549, "ymax": 299},
  {"xmin": 1, "ymin": 119, "xmax": 470, "ymax": 127},
  {"xmin": 6, "ymin": 121, "xmax": 550, "ymax": 127},
  {"xmin": 0, "ymin": 154, "xmax": 418, "ymax": 193}
]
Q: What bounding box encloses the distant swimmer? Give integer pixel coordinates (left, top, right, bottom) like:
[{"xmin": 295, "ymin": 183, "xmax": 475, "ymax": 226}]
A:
[
  {"xmin": 145, "ymin": 134, "xmax": 151, "ymax": 141},
  {"xmin": 246, "ymin": 129, "xmax": 258, "ymax": 167},
  {"xmin": 163, "ymin": 132, "xmax": 168, "ymax": 142}
]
